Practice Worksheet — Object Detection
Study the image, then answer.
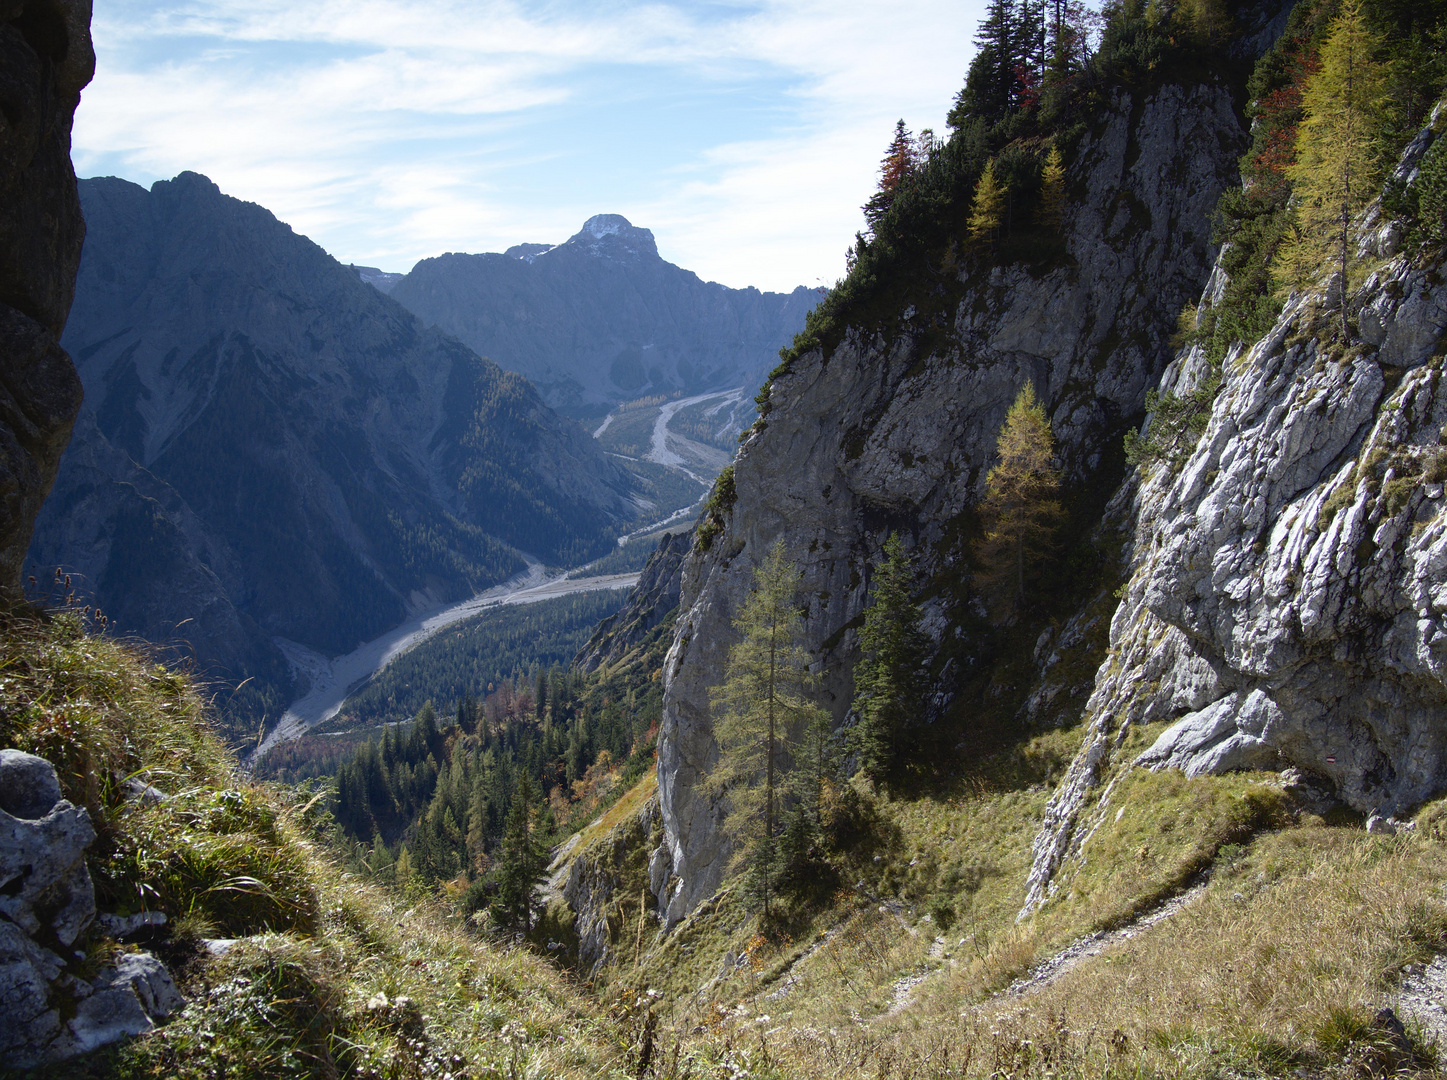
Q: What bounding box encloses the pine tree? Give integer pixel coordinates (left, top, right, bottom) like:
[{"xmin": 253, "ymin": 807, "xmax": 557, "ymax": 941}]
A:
[
  {"xmin": 1275, "ymin": 0, "xmax": 1388, "ymax": 334},
  {"xmin": 968, "ymin": 159, "xmax": 1008, "ymax": 247},
  {"xmin": 705, "ymin": 540, "xmax": 828, "ymax": 915},
  {"xmin": 973, "ymin": 384, "xmax": 1066, "ymax": 620},
  {"xmin": 492, "ymin": 774, "xmax": 547, "ymax": 931},
  {"xmin": 1037, "ymin": 145, "xmax": 1067, "ymax": 231},
  {"xmin": 849, "ymin": 534, "xmax": 930, "ymax": 790}
]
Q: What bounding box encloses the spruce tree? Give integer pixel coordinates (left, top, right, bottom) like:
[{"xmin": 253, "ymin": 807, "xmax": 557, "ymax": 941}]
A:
[
  {"xmin": 705, "ymin": 540, "xmax": 827, "ymax": 915},
  {"xmin": 973, "ymin": 384, "xmax": 1066, "ymax": 620},
  {"xmin": 849, "ymin": 534, "xmax": 929, "ymax": 789},
  {"xmin": 864, "ymin": 120, "xmax": 919, "ymax": 230},
  {"xmin": 1275, "ymin": 0, "xmax": 1388, "ymax": 333},
  {"xmin": 492, "ymin": 774, "xmax": 547, "ymax": 931}
]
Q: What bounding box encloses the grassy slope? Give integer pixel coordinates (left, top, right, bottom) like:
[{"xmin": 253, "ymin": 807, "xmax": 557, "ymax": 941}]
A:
[
  {"xmin": 0, "ymin": 605, "xmax": 640, "ymax": 1080},
  {"xmin": 563, "ymin": 714, "xmax": 1447, "ymax": 1080}
]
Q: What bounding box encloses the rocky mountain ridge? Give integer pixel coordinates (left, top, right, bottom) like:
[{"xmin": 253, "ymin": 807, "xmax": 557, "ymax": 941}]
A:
[
  {"xmin": 26, "ymin": 173, "xmax": 643, "ymax": 740},
  {"xmin": 388, "ymin": 215, "xmax": 816, "ymax": 415}
]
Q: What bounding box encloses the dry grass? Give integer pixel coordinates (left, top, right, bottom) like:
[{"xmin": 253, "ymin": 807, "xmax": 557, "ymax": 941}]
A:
[
  {"xmin": 0, "ymin": 604, "xmax": 648, "ymax": 1080},
  {"xmin": 0, "ymin": 606, "xmax": 231, "ymax": 824},
  {"xmin": 669, "ymin": 810, "xmax": 1447, "ymax": 1079}
]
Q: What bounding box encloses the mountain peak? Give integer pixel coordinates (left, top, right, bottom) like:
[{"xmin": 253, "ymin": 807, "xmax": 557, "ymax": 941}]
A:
[{"xmin": 561, "ymin": 214, "xmax": 657, "ymax": 259}]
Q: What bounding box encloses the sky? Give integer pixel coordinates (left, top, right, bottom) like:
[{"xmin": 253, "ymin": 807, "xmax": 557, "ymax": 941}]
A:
[{"xmin": 74, "ymin": 0, "xmax": 990, "ymax": 293}]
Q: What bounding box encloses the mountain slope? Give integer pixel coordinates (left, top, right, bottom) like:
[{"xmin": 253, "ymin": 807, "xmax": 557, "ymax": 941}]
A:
[
  {"xmin": 388, "ymin": 215, "xmax": 816, "ymax": 415},
  {"xmin": 27, "ymin": 173, "xmax": 641, "ymax": 739},
  {"xmin": 650, "ymin": 74, "xmax": 1254, "ymax": 923}
]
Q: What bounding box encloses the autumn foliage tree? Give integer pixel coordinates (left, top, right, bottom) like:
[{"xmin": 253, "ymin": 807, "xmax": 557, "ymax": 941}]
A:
[
  {"xmin": 968, "ymin": 159, "xmax": 1008, "ymax": 247},
  {"xmin": 864, "ymin": 120, "xmax": 920, "ymax": 231},
  {"xmin": 973, "ymin": 384, "xmax": 1066, "ymax": 620},
  {"xmin": 1037, "ymin": 145, "xmax": 1067, "ymax": 230},
  {"xmin": 1275, "ymin": 0, "xmax": 1388, "ymax": 333}
]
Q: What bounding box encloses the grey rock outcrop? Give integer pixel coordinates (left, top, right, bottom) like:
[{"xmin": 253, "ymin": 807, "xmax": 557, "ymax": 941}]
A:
[
  {"xmin": 0, "ymin": 750, "xmax": 182, "ymax": 1068},
  {"xmin": 557, "ymin": 793, "xmax": 661, "ymax": 975},
  {"xmin": 0, "ymin": 0, "xmax": 93, "ymax": 594},
  {"xmin": 1021, "ymin": 112, "xmax": 1447, "ymax": 915},
  {"xmin": 0, "ymin": 749, "xmax": 95, "ymax": 945},
  {"xmin": 575, "ymin": 531, "xmax": 688, "ymax": 673},
  {"xmin": 389, "ymin": 215, "xmax": 815, "ymax": 413},
  {"xmin": 651, "ymin": 79, "xmax": 1251, "ymax": 926}
]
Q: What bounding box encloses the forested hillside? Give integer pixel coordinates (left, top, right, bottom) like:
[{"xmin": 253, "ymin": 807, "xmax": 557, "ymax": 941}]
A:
[{"xmin": 326, "ymin": 604, "xmax": 672, "ymax": 922}]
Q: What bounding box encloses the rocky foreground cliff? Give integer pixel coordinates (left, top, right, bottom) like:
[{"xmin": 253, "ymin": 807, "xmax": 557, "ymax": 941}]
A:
[
  {"xmin": 1023, "ymin": 104, "xmax": 1447, "ymax": 912},
  {"xmin": 638, "ymin": 0, "xmax": 1447, "ymax": 937}
]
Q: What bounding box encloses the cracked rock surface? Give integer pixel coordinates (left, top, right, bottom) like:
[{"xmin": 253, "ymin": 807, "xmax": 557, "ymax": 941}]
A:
[
  {"xmin": 0, "ymin": 750, "xmax": 183, "ymax": 1068},
  {"xmin": 1023, "ymin": 110, "xmax": 1447, "ymax": 914}
]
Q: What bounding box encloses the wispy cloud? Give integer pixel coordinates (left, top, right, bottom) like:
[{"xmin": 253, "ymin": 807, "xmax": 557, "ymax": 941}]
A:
[{"xmin": 75, "ymin": 0, "xmax": 986, "ymax": 291}]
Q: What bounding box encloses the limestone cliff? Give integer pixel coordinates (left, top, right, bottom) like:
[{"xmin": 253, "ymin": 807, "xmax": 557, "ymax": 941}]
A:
[
  {"xmin": 1022, "ymin": 105, "xmax": 1447, "ymax": 913},
  {"xmin": 0, "ymin": 0, "xmax": 92, "ymax": 594},
  {"xmin": 651, "ymin": 76, "xmax": 1254, "ymax": 925}
]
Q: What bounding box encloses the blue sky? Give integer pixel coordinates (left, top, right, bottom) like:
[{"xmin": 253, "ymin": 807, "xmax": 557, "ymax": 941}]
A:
[{"xmin": 74, "ymin": 0, "xmax": 988, "ymax": 292}]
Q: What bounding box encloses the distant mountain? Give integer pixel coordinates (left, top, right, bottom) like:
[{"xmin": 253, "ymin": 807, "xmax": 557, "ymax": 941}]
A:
[
  {"xmin": 348, "ymin": 265, "xmax": 404, "ymax": 294},
  {"xmin": 387, "ymin": 215, "xmax": 816, "ymax": 416},
  {"xmin": 27, "ymin": 173, "xmax": 641, "ymax": 741}
]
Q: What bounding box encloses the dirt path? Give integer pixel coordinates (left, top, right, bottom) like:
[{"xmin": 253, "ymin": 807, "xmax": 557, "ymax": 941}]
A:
[
  {"xmin": 880, "ymin": 884, "xmax": 1208, "ymax": 1020},
  {"xmin": 1003, "ymin": 884, "xmax": 1207, "ymax": 999}
]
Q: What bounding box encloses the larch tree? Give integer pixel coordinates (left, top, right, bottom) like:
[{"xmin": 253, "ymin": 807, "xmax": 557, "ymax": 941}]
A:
[
  {"xmin": 705, "ymin": 540, "xmax": 827, "ymax": 915},
  {"xmin": 1037, "ymin": 145, "xmax": 1067, "ymax": 231},
  {"xmin": 849, "ymin": 533, "xmax": 930, "ymax": 791},
  {"xmin": 973, "ymin": 384, "xmax": 1066, "ymax": 620},
  {"xmin": 968, "ymin": 159, "xmax": 1009, "ymax": 247},
  {"xmin": 1276, "ymin": 0, "xmax": 1388, "ymax": 335}
]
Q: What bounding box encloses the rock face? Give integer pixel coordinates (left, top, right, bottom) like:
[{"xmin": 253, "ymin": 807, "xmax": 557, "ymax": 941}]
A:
[
  {"xmin": 651, "ymin": 79, "xmax": 1251, "ymax": 925},
  {"xmin": 575, "ymin": 530, "xmax": 688, "ymax": 673},
  {"xmin": 29, "ymin": 174, "xmax": 643, "ymax": 736},
  {"xmin": 0, "ymin": 0, "xmax": 92, "ymax": 595},
  {"xmin": 557, "ymin": 793, "xmax": 661, "ymax": 975},
  {"xmin": 1022, "ymin": 114, "xmax": 1447, "ymax": 913},
  {"xmin": 0, "ymin": 750, "xmax": 182, "ymax": 1068},
  {"xmin": 389, "ymin": 215, "xmax": 816, "ymax": 414}
]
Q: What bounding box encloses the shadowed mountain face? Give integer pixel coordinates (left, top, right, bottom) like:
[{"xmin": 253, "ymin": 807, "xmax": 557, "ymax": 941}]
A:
[
  {"xmin": 388, "ymin": 215, "xmax": 816, "ymax": 416},
  {"xmin": 27, "ymin": 173, "xmax": 641, "ymax": 740}
]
